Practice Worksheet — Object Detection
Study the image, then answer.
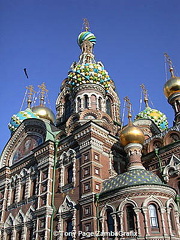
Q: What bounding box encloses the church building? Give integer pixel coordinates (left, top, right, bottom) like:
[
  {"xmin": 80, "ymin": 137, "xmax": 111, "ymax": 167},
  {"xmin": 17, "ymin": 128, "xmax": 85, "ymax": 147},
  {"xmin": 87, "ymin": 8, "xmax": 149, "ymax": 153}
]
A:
[{"xmin": 0, "ymin": 23, "xmax": 180, "ymax": 240}]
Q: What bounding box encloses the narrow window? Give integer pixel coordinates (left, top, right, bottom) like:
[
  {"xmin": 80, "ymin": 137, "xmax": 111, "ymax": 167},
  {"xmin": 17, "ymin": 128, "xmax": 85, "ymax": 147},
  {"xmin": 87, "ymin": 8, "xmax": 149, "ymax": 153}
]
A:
[
  {"xmin": 98, "ymin": 97, "xmax": 102, "ymax": 111},
  {"xmin": 68, "ymin": 166, "xmax": 73, "ymax": 184},
  {"xmin": 77, "ymin": 97, "xmax": 81, "ymax": 111},
  {"xmin": 106, "ymin": 209, "xmax": 114, "ymax": 232},
  {"xmin": 148, "ymin": 204, "xmax": 159, "ymax": 228},
  {"xmin": 126, "ymin": 205, "xmax": 135, "ymax": 231},
  {"xmin": 66, "ymin": 219, "xmax": 73, "ymax": 240},
  {"xmin": 84, "ymin": 95, "xmax": 89, "ymax": 109},
  {"xmin": 64, "ymin": 96, "xmax": 71, "ymax": 120},
  {"xmin": 106, "ymin": 98, "xmax": 112, "ymax": 117},
  {"xmin": 31, "ymin": 178, "xmax": 36, "ymax": 196},
  {"xmin": 11, "ymin": 188, "xmax": 16, "ymax": 203},
  {"xmin": 21, "ymin": 184, "xmax": 26, "ymax": 200}
]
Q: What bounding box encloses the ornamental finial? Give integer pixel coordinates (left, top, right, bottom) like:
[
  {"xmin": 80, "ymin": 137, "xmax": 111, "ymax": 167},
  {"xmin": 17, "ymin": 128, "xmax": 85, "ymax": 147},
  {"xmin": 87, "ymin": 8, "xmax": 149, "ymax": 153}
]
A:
[{"xmin": 140, "ymin": 84, "xmax": 149, "ymax": 107}]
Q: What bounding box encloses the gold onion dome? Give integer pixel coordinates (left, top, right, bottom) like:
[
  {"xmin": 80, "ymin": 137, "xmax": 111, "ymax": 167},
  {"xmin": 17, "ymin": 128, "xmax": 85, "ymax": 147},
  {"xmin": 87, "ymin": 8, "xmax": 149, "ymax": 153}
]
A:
[
  {"xmin": 32, "ymin": 106, "xmax": 55, "ymax": 124},
  {"xmin": 163, "ymin": 76, "xmax": 180, "ymax": 98},
  {"xmin": 120, "ymin": 122, "xmax": 145, "ymax": 147}
]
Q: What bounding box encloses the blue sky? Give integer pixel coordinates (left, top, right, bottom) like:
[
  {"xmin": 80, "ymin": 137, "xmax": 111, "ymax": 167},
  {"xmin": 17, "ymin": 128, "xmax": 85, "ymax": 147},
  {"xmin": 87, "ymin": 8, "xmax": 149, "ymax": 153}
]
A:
[{"xmin": 0, "ymin": 0, "xmax": 180, "ymax": 154}]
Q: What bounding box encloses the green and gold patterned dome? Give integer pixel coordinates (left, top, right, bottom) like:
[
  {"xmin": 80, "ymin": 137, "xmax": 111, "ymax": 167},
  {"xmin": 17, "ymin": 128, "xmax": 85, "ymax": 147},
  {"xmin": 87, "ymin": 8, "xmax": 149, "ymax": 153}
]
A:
[
  {"xmin": 135, "ymin": 107, "xmax": 168, "ymax": 131},
  {"xmin": 67, "ymin": 62, "xmax": 112, "ymax": 92},
  {"xmin": 102, "ymin": 169, "xmax": 164, "ymax": 193}
]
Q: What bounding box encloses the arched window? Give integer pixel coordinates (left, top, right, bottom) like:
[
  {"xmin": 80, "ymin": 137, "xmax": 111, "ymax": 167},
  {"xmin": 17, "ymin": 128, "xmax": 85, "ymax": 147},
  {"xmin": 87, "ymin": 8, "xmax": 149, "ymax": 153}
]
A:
[
  {"xmin": 77, "ymin": 97, "xmax": 81, "ymax": 111},
  {"xmin": 126, "ymin": 205, "xmax": 135, "ymax": 231},
  {"xmin": 106, "ymin": 208, "xmax": 114, "ymax": 232},
  {"xmin": 148, "ymin": 204, "xmax": 159, "ymax": 228},
  {"xmin": 106, "ymin": 98, "xmax": 112, "ymax": 117},
  {"xmin": 84, "ymin": 95, "xmax": 89, "ymax": 109},
  {"xmin": 98, "ymin": 97, "xmax": 102, "ymax": 111},
  {"xmin": 64, "ymin": 96, "xmax": 71, "ymax": 120}
]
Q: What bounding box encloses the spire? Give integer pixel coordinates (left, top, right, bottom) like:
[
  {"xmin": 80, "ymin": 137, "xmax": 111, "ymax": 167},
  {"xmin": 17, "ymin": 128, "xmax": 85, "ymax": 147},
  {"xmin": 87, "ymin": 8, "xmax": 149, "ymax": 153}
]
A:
[
  {"xmin": 164, "ymin": 53, "xmax": 175, "ymax": 78},
  {"xmin": 38, "ymin": 83, "xmax": 48, "ymax": 106},
  {"xmin": 26, "ymin": 85, "xmax": 36, "ymax": 108},
  {"xmin": 140, "ymin": 84, "xmax": 149, "ymax": 107}
]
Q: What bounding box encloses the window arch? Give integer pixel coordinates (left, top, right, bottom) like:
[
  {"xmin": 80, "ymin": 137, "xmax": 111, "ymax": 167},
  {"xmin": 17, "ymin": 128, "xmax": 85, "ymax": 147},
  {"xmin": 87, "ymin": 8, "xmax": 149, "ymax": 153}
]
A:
[{"xmin": 148, "ymin": 204, "xmax": 159, "ymax": 228}]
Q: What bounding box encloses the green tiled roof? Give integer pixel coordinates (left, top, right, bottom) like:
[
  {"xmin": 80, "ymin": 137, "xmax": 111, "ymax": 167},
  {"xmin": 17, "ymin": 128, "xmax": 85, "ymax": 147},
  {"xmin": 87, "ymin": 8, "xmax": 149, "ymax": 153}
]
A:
[{"xmin": 102, "ymin": 169, "xmax": 163, "ymax": 193}]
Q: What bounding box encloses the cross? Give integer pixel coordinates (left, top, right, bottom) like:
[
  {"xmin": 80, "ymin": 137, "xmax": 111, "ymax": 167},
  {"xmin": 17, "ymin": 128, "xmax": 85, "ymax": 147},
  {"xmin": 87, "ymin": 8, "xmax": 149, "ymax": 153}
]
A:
[
  {"xmin": 164, "ymin": 53, "xmax": 175, "ymax": 77},
  {"xmin": 83, "ymin": 18, "xmax": 90, "ymax": 32},
  {"xmin": 38, "ymin": 83, "xmax": 48, "ymax": 106},
  {"xmin": 140, "ymin": 84, "xmax": 149, "ymax": 107},
  {"xmin": 26, "ymin": 85, "xmax": 36, "ymax": 108},
  {"xmin": 124, "ymin": 96, "xmax": 132, "ymax": 123}
]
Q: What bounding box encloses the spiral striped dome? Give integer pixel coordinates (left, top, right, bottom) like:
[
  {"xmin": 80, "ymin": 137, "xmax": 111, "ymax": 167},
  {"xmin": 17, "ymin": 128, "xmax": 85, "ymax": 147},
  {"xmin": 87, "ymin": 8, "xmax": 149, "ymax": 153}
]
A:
[{"xmin": 77, "ymin": 31, "xmax": 96, "ymax": 46}]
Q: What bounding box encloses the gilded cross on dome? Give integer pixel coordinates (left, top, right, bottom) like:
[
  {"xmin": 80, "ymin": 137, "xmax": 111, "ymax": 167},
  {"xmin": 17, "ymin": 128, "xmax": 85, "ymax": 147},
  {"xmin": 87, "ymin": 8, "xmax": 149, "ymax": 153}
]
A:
[
  {"xmin": 124, "ymin": 96, "xmax": 132, "ymax": 123},
  {"xmin": 83, "ymin": 18, "xmax": 90, "ymax": 31},
  {"xmin": 164, "ymin": 53, "xmax": 175, "ymax": 77},
  {"xmin": 26, "ymin": 85, "xmax": 36, "ymax": 108},
  {"xmin": 140, "ymin": 84, "xmax": 149, "ymax": 107},
  {"xmin": 38, "ymin": 83, "xmax": 48, "ymax": 106}
]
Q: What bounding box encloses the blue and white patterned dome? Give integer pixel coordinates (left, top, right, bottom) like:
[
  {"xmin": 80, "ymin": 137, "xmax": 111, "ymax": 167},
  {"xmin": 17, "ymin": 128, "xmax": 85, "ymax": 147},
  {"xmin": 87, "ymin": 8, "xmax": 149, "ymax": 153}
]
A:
[{"xmin": 8, "ymin": 108, "xmax": 39, "ymax": 133}]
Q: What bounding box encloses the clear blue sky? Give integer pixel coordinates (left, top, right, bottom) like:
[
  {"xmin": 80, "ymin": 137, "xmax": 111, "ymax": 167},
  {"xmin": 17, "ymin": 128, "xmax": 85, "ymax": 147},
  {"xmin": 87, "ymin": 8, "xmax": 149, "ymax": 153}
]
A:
[{"xmin": 1, "ymin": 0, "xmax": 180, "ymax": 154}]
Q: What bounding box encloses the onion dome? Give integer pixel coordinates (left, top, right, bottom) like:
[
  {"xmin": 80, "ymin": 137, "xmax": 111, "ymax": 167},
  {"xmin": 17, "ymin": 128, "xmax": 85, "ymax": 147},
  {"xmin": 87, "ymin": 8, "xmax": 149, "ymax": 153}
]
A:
[
  {"xmin": 77, "ymin": 31, "xmax": 96, "ymax": 47},
  {"xmin": 67, "ymin": 62, "xmax": 112, "ymax": 92},
  {"xmin": 120, "ymin": 122, "xmax": 145, "ymax": 147},
  {"xmin": 31, "ymin": 106, "xmax": 55, "ymax": 124},
  {"xmin": 164, "ymin": 76, "xmax": 180, "ymax": 98},
  {"xmin": 102, "ymin": 169, "xmax": 164, "ymax": 193},
  {"xmin": 135, "ymin": 107, "xmax": 168, "ymax": 131},
  {"xmin": 8, "ymin": 108, "xmax": 39, "ymax": 133},
  {"xmin": 163, "ymin": 53, "xmax": 180, "ymax": 98}
]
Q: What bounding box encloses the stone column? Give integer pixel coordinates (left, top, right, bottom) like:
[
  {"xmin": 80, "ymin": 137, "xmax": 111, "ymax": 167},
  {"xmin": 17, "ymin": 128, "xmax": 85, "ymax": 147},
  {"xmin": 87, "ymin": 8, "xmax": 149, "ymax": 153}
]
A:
[
  {"xmin": 112, "ymin": 214, "xmax": 118, "ymax": 240},
  {"xmin": 134, "ymin": 208, "xmax": 141, "ymax": 237},
  {"xmin": 174, "ymin": 211, "xmax": 180, "ymax": 237},
  {"xmin": 160, "ymin": 207, "xmax": 168, "ymax": 237},
  {"xmin": 166, "ymin": 208, "xmax": 173, "ymax": 236},
  {"xmin": 142, "ymin": 207, "xmax": 150, "ymax": 237},
  {"xmin": 117, "ymin": 211, "xmax": 124, "ymax": 233}
]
